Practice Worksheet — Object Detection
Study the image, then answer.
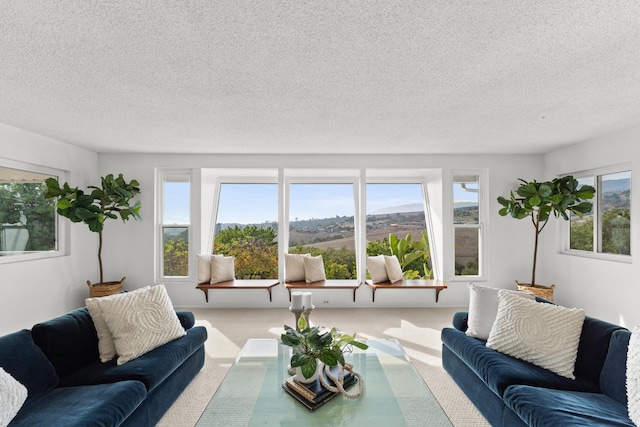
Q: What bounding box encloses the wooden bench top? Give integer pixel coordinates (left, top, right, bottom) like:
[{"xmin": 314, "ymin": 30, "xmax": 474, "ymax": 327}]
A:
[
  {"xmin": 283, "ymin": 280, "xmax": 361, "ymax": 302},
  {"xmin": 365, "ymin": 279, "xmax": 447, "ymax": 302},
  {"xmin": 196, "ymin": 279, "xmax": 279, "ymax": 302}
]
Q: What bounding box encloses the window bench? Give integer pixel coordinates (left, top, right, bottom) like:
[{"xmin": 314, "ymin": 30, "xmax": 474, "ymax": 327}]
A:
[
  {"xmin": 196, "ymin": 279, "xmax": 279, "ymax": 302},
  {"xmin": 365, "ymin": 279, "xmax": 447, "ymax": 302},
  {"xmin": 283, "ymin": 280, "xmax": 361, "ymax": 302}
]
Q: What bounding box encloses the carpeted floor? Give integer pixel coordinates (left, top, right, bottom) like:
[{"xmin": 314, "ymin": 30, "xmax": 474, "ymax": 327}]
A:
[{"xmin": 157, "ymin": 307, "xmax": 489, "ymax": 427}]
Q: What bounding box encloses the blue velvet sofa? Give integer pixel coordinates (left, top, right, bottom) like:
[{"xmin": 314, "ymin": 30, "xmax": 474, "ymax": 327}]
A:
[
  {"xmin": 0, "ymin": 306, "xmax": 207, "ymax": 426},
  {"xmin": 441, "ymin": 310, "xmax": 634, "ymax": 426}
]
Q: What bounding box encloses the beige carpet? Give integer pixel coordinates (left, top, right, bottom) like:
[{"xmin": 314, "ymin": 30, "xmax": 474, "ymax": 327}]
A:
[{"xmin": 157, "ymin": 307, "xmax": 489, "ymax": 427}]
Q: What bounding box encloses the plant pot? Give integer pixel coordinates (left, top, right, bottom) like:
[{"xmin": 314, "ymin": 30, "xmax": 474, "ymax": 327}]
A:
[
  {"xmin": 295, "ymin": 361, "xmax": 323, "ymax": 384},
  {"xmin": 515, "ymin": 280, "xmax": 555, "ymax": 301},
  {"xmin": 87, "ymin": 277, "xmax": 126, "ymax": 298}
]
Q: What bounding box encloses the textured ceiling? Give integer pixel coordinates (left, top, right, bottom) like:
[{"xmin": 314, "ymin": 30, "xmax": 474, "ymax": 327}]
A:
[{"xmin": 1, "ymin": 1, "xmax": 640, "ymax": 155}]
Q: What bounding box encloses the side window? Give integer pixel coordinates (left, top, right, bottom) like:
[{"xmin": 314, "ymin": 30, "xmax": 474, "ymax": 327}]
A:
[
  {"xmin": 288, "ymin": 183, "xmax": 356, "ymax": 279},
  {"xmin": 567, "ymin": 168, "xmax": 631, "ymax": 257},
  {"xmin": 453, "ymin": 175, "xmax": 481, "ymax": 277},
  {"xmin": 161, "ymin": 173, "xmax": 190, "ymax": 278},
  {"xmin": 365, "ymin": 183, "xmax": 432, "ymax": 279},
  {"xmin": 214, "ymin": 183, "xmax": 278, "ymax": 279},
  {"xmin": 0, "ymin": 163, "xmax": 58, "ymax": 260}
]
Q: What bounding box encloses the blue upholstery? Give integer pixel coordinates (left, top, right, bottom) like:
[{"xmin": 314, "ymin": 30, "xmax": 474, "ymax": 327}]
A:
[
  {"xmin": 504, "ymin": 385, "xmax": 634, "ymax": 427},
  {"xmin": 441, "ymin": 310, "xmax": 633, "ymax": 426},
  {"xmin": 3, "ymin": 307, "xmax": 207, "ymax": 427},
  {"xmin": 0, "ymin": 329, "xmax": 59, "ymax": 400}
]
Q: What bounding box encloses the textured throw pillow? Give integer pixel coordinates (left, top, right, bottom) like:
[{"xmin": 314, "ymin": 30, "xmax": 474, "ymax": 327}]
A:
[
  {"xmin": 466, "ymin": 283, "xmax": 535, "ymax": 340},
  {"xmin": 85, "ymin": 297, "xmax": 117, "ymax": 362},
  {"xmin": 197, "ymin": 254, "xmax": 220, "ymax": 283},
  {"xmin": 384, "ymin": 255, "xmax": 404, "ymax": 283},
  {"xmin": 486, "ymin": 290, "xmax": 585, "ymax": 379},
  {"xmin": 304, "ymin": 255, "xmax": 326, "ymax": 283},
  {"xmin": 95, "ymin": 285, "xmax": 186, "ymax": 365},
  {"xmin": 0, "ymin": 367, "xmax": 27, "ymax": 427},
  {"xmin": 367, "ymin": 255, "xmax": 389, "ymax": 283},
  {"xmin": 285, "ymin": 253, "xmax": 310, "ymax": 282},
  {"xmin": 627, "ymin": 326, "xmax": 640, "ymax": 425},
  {"xmin": 210, "ymin": 256, "xmax": 235, "ymax": 284}
]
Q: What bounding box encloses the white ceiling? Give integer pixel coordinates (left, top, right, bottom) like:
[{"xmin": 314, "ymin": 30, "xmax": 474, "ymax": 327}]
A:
[{"xmin": 2, "ymin": 1, "xmax": 640, "ymax": 155}]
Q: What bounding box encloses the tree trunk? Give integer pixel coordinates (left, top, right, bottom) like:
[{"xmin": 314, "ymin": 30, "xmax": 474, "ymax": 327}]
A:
[{"xmin": 98, "ymin": 230, "xmax": 104, "ymax": 284}]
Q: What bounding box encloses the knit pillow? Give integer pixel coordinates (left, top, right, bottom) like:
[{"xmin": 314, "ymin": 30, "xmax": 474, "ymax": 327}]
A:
[
  {"xmin": 95, "ymin": 285, "xmax": 186, "ymax": 365},
  {"xmin": 86, "ymin": 297, "xmax": 117, "ymax": 362},
  {"xmin": 304, "ymin": 255, "xmax": 326, "ymax": 283},
  {"xmin": 366, "ymin": 255, "xmax": 389, "ymax": 283},
  {"xmin": 285, "ymin": 253, "xmax": 310, "ymax": 282},
  {"xmin": 627, "ymin": 326, "xmax": 640, "ymax": 425},
  {"xmin": 486, "ymin": 290, "xmax": 585, "ymax": 379},
  {"xmin": 210, "ymin": 256, "xmax": 235, "ymax": 284},
  {"xmin": 0, "ymin": 367, "xmax": 27, "ymax": 426},
  {"xmin": 384, "ymin": 255, "xmax": 404, "ymax": 283},
  {"xmin": 466, "ymin": 283, "xmax": 535, "ymax": 340}
]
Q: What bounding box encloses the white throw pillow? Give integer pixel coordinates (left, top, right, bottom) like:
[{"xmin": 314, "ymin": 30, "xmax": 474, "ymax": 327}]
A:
[
  {"xmin": 384, "ymin": 255, "xmax": 404, "ymax": 283},
  {"xmin": 367, "ymin": 255, "xmax": 389, "ymax": 283},
  {"xmin": 197, "ymin": 254, "xmax": 220, "ymax": 283},
  {"xmin": 0, "ymin": 367, "xmax": 27, "ymax": 427},
  {"xmin": 210, "ymin": 256, "xmax": 235, "ymax": 284},
  {"xmin": 627, "ymin": 326, "xmax": 640, "ymax": 425},
  {"xmin": 466, "ymin": 283, "xmax": 535, "ymax": 340},
  {"xmin": 86, "ymin": 297, "xmax": 117, "ymax": 362},
  {"xmin": 95, "ymin": 285, "xmax": 187, "ymax": 365},
  {"xmin": 486, "ymin": 290, "xmax": 585, "ymax": 379},
  {"xmin": 304, "ymin": 255, "xmax": 326, "ymax": 283},
  {"xmin": 285, "ymin": 253, "xmax": 310, "ymax": 282}
]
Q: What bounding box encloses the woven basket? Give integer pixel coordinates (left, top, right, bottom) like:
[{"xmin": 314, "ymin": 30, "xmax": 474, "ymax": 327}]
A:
[
  {"xmin": 515, "ymin": 280, "xmax": 555, "ymax": 301},
  {"xmin": 87, "ymin": 277, "xmax": 126, "ymax": 298}
]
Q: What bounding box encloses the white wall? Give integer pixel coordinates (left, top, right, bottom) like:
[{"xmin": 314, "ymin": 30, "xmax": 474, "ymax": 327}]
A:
[
  {"xmin": 544, "ymin": 124, "xmax": 640, "ymax": 327},
  {"xmin": 0, "ymin": 124, "xmax": 98, "ymax": 334},
  {"xmin": 98, "ymin": 153, "xmax": 543, "ymax": 310}
]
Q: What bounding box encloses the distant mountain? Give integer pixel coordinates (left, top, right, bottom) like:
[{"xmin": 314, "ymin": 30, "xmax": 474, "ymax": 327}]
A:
[
  {"xmin": 371, "ymin": 203, "xmax": 422, "ymax": 215},
  {"xmin": 602, "ymin": 178, "xmax": 630, "ymax": 194}
]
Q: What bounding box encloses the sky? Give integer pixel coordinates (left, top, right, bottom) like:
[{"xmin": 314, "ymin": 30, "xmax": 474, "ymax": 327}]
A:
[{"xmin": 163, "ymin": 182, "xmax": 478, "ymax": 225}]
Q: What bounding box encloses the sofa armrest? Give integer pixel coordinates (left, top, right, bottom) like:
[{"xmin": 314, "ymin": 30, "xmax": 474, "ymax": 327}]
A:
[
  {"xmin": 176, "ymin": 311, "xmax": 195, "ymax": 330},
  {"xmin": 452, "ymin": 311, "xmax": 469, "ymax": 332}
]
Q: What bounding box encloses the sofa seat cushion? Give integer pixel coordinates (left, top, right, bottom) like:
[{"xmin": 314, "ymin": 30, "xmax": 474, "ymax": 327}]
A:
[
  {"xmin": 0, "ymin": 330, "xmax": 59, "ymax": 400},
  {"xmin": 9, "ymin": 380, "xmax": 146, "ymax": 427},
  {"xmin": 504, "ymin": 384, "xmax": 634, "ymax": 427},
  {"xmin": 59, "ymin": 326, "xmax": 207, "ymax": 392},
  {"xmin": 441, "ymin": 327, "xmax": 598, "ymax": 397}
]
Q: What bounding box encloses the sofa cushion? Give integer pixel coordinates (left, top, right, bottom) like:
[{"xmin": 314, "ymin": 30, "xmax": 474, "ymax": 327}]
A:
[
  {"xmin": 441, "ymin": 327, "xmax": 598, "ymax": 398},
  {"xmin": 9, "ymin": 380, "xmax": 147, "ymax": 427},
  {"xmin": 600, "ymin": 329, "xmax": 631, "ymax": 406},
  {"xmin": 504, "ymin": 384, "xmax": 634, "ymax": 427},
  {"xmin": 31, "ymin": 307, "xmax": 99, "ymax": 379},
  {"xmin": 486, "ymin": 291, "xmax": 585, "ymax": 379},
  {"xmin": 94, "ymin": 285, "xmax": 187, "ymax": 365},
  {"xmin": 0, "ymin": 329, "xmax": 59, "ymax": 399},
  {"xmin": 59, "ymin": 326, "xmax": 207, "ymax": 392},
  {"xmin": 574, "ymin": 315, "xmax": 625, "ymax": 388}
]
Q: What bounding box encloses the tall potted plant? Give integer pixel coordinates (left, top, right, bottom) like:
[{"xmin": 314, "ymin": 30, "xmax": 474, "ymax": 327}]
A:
[
  {"xmin": 44, "ymin": 174, "xmax": 142, "ymax": 296},
  {"xmin": 497, "ymin": 175, "xmax": 595, "ymax": 299}
]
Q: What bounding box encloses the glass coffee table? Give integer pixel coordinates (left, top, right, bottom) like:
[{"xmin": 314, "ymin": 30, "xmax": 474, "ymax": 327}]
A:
[{"xmin": 196, "ymin": 338, "xmax": 452, "ymax": 426}]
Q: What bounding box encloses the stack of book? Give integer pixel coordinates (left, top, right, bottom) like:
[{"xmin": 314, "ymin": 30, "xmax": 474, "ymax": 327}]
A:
[{"xmin": 282, "ymin": 365, "xmax": 357, "ymax": 410}]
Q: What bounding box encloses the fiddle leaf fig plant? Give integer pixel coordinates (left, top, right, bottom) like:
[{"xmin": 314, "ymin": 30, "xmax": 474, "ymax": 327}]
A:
[
  {"xmin": 44, "ymin": 174, "xmax": 142, "ymax": 284},
  {"xmin": 497, "ymin": 175, "xmax": 595, "ymax": 287},
  {"xmin": 281, "ymin": 316, "xmax": 368, "ymax": 379}
]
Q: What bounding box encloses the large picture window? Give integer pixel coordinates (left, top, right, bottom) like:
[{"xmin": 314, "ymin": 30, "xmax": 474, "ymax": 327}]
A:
[
  {"xmin": 214, "ymin": 183, "xmax": 278, "ymax": 279},
  {"xmin": 0, "ymin": 163, "xmax": 58, "ymax": 260},
  {"xmin": 568, "ymin": 167, "xmax": 631, "ymax": 257}
]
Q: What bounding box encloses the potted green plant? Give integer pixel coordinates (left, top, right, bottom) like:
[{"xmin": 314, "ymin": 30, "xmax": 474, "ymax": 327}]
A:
[
  {"xmin": 497, "ymin": 175, "xmax": 595, "ymax": 298},
  {"xmin": 44, "ymin": 174, "xmax": 142, "ymax": 296},
  {"xmin": 281, "ymin": 316, "xmax": 368, "ymax": 388}
]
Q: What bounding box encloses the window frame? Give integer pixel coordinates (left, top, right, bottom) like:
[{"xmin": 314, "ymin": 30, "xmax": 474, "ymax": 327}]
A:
[
  {"xmin": 0, "ymin": 158, "xmax": 66, "ymax": 264},
  {"xmin": 156, "ymin": 169, "xmax": 194, "ymax": 282},
  {"xmin": 560, "ymin": 164, "xmax": 632, "ymax": 263}
]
